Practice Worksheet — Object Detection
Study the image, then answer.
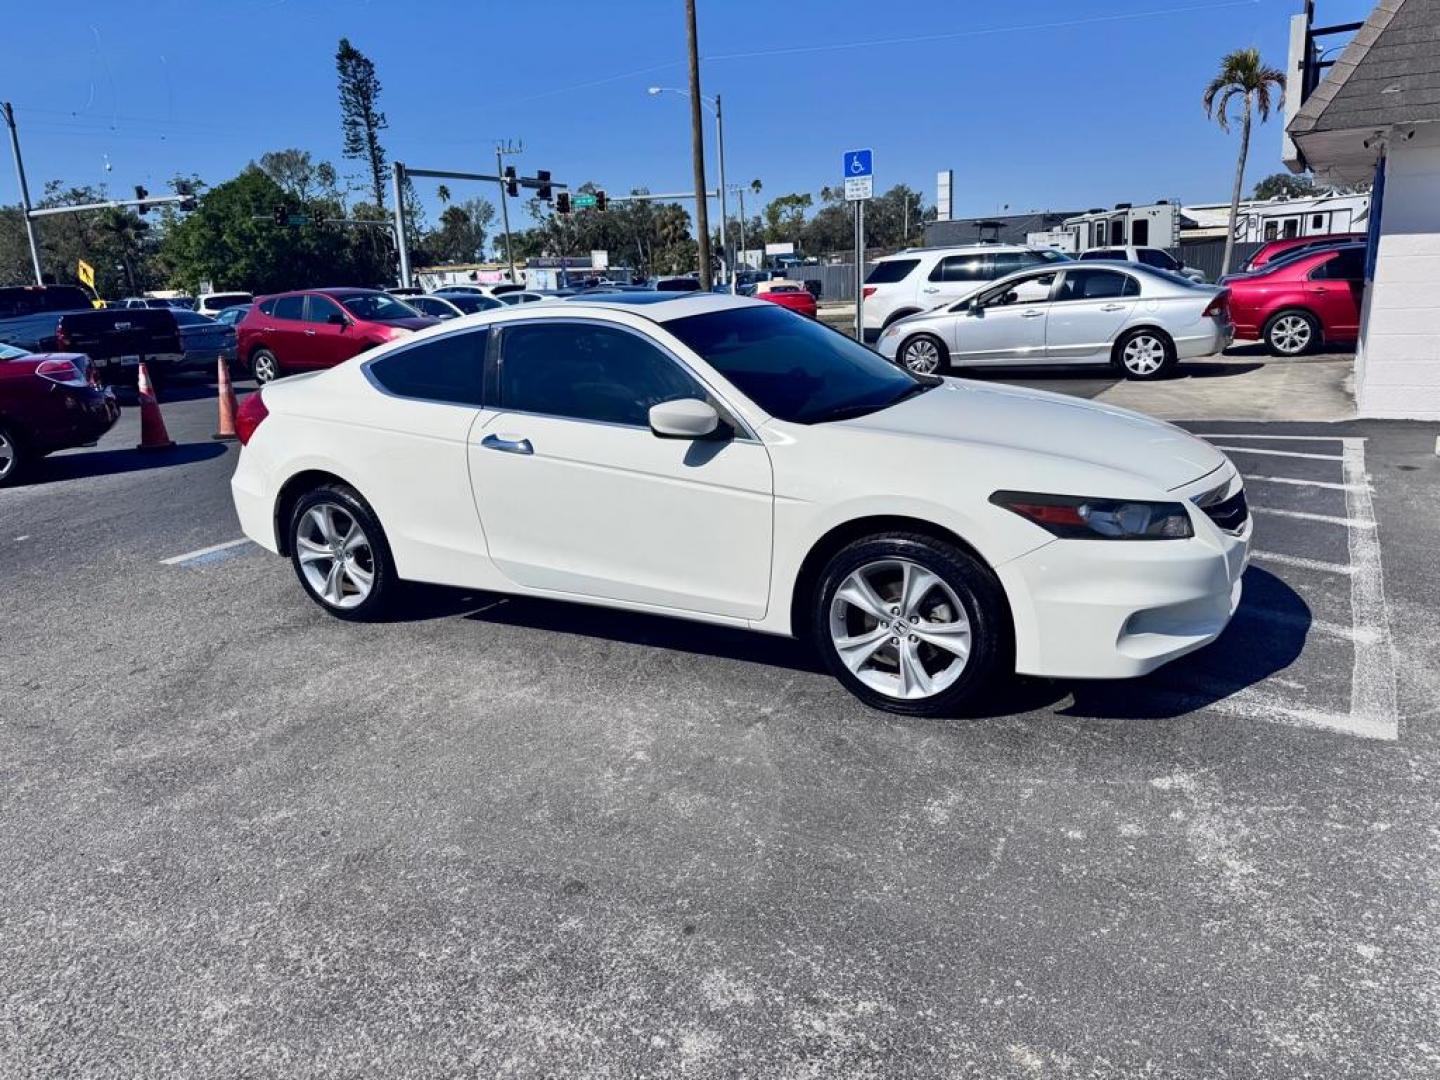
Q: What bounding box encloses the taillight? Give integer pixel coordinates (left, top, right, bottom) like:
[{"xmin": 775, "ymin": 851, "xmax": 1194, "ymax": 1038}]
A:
[
  {"xmin": 1202, "ymin": 290, "xmax": 1230, "ymax": 319},
  {"xmin": 35, "ymin": 357, "xmax": 87, "ymax": 387},
  {"xmin": 235, "ymin": 391, "xmax": 269, "ymax": 445},
  {"xmin": 862, "ymin": 286, "xmax": 876, "ymax": 299}
]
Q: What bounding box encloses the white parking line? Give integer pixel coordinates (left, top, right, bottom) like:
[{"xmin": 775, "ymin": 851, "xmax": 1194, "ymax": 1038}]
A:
[
  {"xmin": 1251, "ymin": 506, "xmax": 1376, "ymax": 529},
  {"xmin": 1250, "ymin": 551, "xmax": 1356, "ymax": 575},
  {"xmin": 1242, "ymin": 474, "xmax": 1366, "ymax": 492},
  {"xmin": 160, "ymin": 538, "xmax": 253, "ymax": 566},
  {"xmin": 1194, "ymin": 433, "xmax": 1360, "ymax": 442},
  {"xmin": 1214, "ymin": 445, "xmax": 1344, "ymax": 461},
  {"xmin": 1341, "ymin": 437, "xmax": 1398, "ymax": 739},
  {"xmin": 1238, "ymin": 605, "xmax": 1383, "ymax": 645}
]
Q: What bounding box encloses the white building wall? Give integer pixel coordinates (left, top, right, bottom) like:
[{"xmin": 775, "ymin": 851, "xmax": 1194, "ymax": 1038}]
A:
[{"xmin": 1356, "ymin": 124, "xmax": 1440, "ymax": 420}]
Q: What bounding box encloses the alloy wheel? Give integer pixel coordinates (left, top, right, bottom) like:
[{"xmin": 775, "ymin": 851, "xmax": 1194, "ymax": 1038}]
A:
[
  {"xmin": 828, "ymin": 557, "xmax": 972, "ymax": 701},
  {"xmin": 1270, "ymin": 315, "xmax": 1312, "ymax": 355},
  {"xmin": 253, "ymin": 354, "xmax": 278, "ymax": 384},
  {"xmin": 0, "ymin": 430, "xmax": 14, "ymax": 482},
  {"xmin": 902, "ymin": 338, "xmax": 942, "ymax": 375},
  {"xmin": 1122, "ymin": 334, "xmax": 1166, "ymax": 376},
  {"xmin": 295, "ymin": 502, "xmax": 375, "ymax": 609}
]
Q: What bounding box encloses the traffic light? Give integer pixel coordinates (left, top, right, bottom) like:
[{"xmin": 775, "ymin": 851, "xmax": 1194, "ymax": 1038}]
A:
[
  {"xmin": 174, "ymin": 180, "xmax": 197, "ymax": 212},
  {"xmin": 555, "ymin": 192, "xmax": 571, "ymax": 215},
  {"xmin": 503, "ymin": 165, "xmax": 518, "ymax": 198},
  {"xmin": 273, "ymin": 203, "xmax": 287, "ymax": 226},
  {"xmin": 134, "ymin": 185, "xmax": 149, "ymax": 214},
  {"xmin": 536, "ymin": 170, "xmax": 552, "ymax": 202},
  {"xmin": 595, "ymin": 190, "xmax": 607, "ymax": 212}
]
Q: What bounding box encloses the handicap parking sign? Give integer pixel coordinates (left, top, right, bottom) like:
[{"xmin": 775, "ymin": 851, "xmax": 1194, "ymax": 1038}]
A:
[{"xmin": 843, "ymin": 149, "xmax": 872, "ymax": 179}]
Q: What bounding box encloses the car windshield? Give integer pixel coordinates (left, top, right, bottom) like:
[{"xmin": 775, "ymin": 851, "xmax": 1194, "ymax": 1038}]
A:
[
  {"xmin": 436, "ymin": 293, "xmax": 500, "ymax": 313},
  {"xmin": 205, "ymin": 294, "xmax": 251, "ymax": 309},
  {"xmin": 339, "ymin": 293, "xmax": 418, "ymax": 321},
  {"xmin": 0, "ymin": 342, "xmax": 31, "ymax": 360},
  {"xmin": 665, "ymin": 304, "xmax": 932, "ymax": 424}
]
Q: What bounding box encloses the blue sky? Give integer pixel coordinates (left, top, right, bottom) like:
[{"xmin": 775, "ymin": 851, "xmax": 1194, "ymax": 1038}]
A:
[{"xmin": 3, "ymin": 0, "xmax": 1376, "ymax": 227}]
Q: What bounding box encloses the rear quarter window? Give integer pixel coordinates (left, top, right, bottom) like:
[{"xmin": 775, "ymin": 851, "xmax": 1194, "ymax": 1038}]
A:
[
  {"xmin": 366, "ymin": 328, "xmax": 488, "ymax": 406},
  {"xmin": 258, "ymin": 298, "xmax": 278, "ymax": 316},
  {"xmin": 864, "ymin": 259, "xmax": 920, "ymax": 285}
]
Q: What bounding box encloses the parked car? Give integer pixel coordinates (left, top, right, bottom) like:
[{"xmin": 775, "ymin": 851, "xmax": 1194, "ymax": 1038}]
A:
[
  {"xmin": 0, "ymin": 285, "xmax": 95, "ymax": 345},
  {"xmin": 654, "ymin": 276, "xmax": 704, "ymax": 292},
  {"xmin": 877, "ymin": 262, "xmax": 1232, "ymax": 380},
  {"xmin": 195, "ymin": 291, "xmax": 253, "ymax": 317},
  {"xmin": 861, "ymin": 245, "xmax": 1071, "ymax": 343},
  {"xmin": 430, "ymin": 291, "xmax": 504, "ymax": 315},
  {"xmin": 1224, "ymin": 243, "xmax": 1366, "ymax": 356},
  {"xmin": 1, "ymin": 287, "xmax": 183, "ymax": 385},
  {"xmin": 116, "ymin": 296, "xmax": 195, "ymax": 311},
  {"xmin": 387, "ymin": 286, "xmax": 425, "ymax": 298},
  {"xmin": 753, "ymin": 278, "xmax": 818, "ymax": 318},
  {"xmin": 237, "ymin": 288, "xmax": 438, "ymax": 384},
  {"xmin": 1240, "ymin": 232, "xmax": 1366, "ymax": 273},
  {"xmin": 1078, "ymin": 245, "xmax": 1205, "ymax": 283},
  {"xmin": 0, "ymin": 342, "xmax": 119, "ymax": 486},
  {"xmin": 171, "ymin": 309, "xmax": 238, "ymax": 372},
  {"xmin": 214, "ymin": 304, "xmax": 251, "ymax": 328},
  {"xmin": 405, "ymin": 295, "xmax": 467, "ymax": 321},
  {"xmin": 495, "ymin": 291, "xmax": 548, "ymax": 306},
  {"xmin": 426, "ymin": 283, "xmax": 523, "ymax": 298},
  {"xmin": 230, "ymin": 293, "xmax": 1250, "ymax": 717}
]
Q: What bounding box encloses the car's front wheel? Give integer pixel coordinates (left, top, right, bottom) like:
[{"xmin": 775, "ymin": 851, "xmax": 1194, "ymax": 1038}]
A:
[
  {"xmin": 1114, "ymin": 328, "xmax": 1176, "ymax": 380},
  {"xmin": 812, "ymin": 533, "xmax": 1007, "ymax": 716},
  {"xmin": 898, "ymin": 333, "xmax": 948, "ymax": 375},
  {"xmin": 251, "ymin": 349, "xmax": 280, "ymax": 384},
  {"xmin": 0, "ymin": 424, "xmax": 27, "ymax": 488},
  {"xmin": 289, "ymin": 483, "xmax": 396, "ymax": 621}
]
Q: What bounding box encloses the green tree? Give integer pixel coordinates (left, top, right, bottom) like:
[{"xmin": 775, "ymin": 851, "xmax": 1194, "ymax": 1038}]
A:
[
  {"xmin": 761, "ymin": 192, "xmax": 812, "ymax": 246},
  {"xmin": 425, "ymin": 198, "xmax": 495, "ymax": 263},
  {"xmin": 1204, "ymin": 47, "xmax": 1286, "ymax": 275},
  {"xmin": 1252, "ymin": 172, "xmax": 1320, "ymax": 201},
  {"xmin": 336, "ymin": 38, "xmax": 389, "ymax": 210}
]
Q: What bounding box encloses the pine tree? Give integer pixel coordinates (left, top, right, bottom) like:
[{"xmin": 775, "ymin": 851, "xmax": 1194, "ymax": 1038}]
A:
[{"xmin": 336, "ymin": 38, "xmax": 389, "ymax": 211}]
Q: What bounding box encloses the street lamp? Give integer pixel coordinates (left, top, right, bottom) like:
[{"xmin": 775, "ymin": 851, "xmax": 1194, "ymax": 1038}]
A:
[{"xmin": 648, "ymin": 86, "xmax": 731, "ymax": 291}]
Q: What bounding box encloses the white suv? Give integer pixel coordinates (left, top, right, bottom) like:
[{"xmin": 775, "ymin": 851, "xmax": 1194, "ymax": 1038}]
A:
[
  {"xmin": 1079, "ymin": 246, "xmax": 1206, "ymax": 284},
  {"xmin": 861, "ymin": 245, "xmax": 1070, "ymax": 342}
]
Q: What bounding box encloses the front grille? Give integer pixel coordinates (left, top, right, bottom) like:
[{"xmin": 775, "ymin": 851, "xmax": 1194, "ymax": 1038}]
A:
[{"xmin": 1199, "ymin": 488, "xmax": 1249, "ymax": 533}]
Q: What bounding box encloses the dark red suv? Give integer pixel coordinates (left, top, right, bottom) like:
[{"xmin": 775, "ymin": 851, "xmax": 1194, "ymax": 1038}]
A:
[
  {"xmin": 237, "ymin": 288, "xmax": 438, "ymax": 384},
  {"xmin": 0, "ymin": 343, "xmax": 119, "ymax": 486}
]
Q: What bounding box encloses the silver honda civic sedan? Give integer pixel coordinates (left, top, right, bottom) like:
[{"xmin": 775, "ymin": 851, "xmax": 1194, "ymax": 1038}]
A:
[{"xmin": 875, "ymin": 261, "xmax": 1233, "ymax": 380}]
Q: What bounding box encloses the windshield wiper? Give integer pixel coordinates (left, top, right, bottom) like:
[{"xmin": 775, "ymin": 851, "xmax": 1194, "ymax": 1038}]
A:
[{"xmin": 809, "ymin": 379, "xmax": 937, "ymax": 424}]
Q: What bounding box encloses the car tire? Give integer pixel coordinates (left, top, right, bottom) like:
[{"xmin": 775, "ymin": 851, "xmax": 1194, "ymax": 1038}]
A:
[
  {"xmin": 898, "ymin": 333, "xmax": 949, "ymax": 375},
  {"xmin": 1113, "ymin": 328, "xmax": 1177, "ymax": 380},
  {"xmin": 1263, "ymin": 309, "xmax": 1320, "ymax": 357},
  {"xmin": 288, "ymin": 483, "xmax": 396, "ymax": 622},
  {"xmin": 251, "ymin": 349, "xmax": 281, "ymax": 384},
  {"xmin": 0, "ymin": 423, "xmax": 27, "ymax": 488},
  {"xmin": 811, "ymin": 532, "xmax": 1007, "ymax": 717}
]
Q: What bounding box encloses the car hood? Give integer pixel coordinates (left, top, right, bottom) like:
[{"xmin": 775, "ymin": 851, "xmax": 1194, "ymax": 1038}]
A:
[{"xmin": 839, "ymin": 378, "xmax": 1225, "ymax": 491}]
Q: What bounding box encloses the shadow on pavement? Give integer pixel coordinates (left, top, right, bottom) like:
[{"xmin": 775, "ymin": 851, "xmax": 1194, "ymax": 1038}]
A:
[
  {"xmin": 27, "ymin": 442, "xmax": 230, "ymax": 485},
  {"xmin": 1175, "ymin": 360, "xmax": 1264, "ymax": 378},
  {"xmin": 1061, "ymin": 567, "xmax": 1310, "ymax": 720}
]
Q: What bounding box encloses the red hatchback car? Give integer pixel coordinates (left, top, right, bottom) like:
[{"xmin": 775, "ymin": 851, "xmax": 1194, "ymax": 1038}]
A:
[
  {"xmin": 1225, "ymin": 244, "xmax": 1366, "ymax": 356},
  {"xmin": 0, "ymin": 343, "xmax": 119, "ymax": 486},
  {"xmin": 237, "ymin": 288, "xmax": 438, "ymax": 384}
]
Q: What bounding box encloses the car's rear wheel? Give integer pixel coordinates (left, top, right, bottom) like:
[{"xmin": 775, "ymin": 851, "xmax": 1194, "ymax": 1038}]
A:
[
  {"xmin": 1114, "ymin": 328, "xmax": 1176, "ymax": 380},
  {"xmin": 251, "ymin": 349, "xmax": 280, "ymax": 384},
  {"xmin": 1264, "ymin": 310, "xmax": 1319, "ymax": 356},
  {"xmin": 811, "ymin": 533, "xmax": 1007, "ymax": 716},
  {"xmin": 289, "ymin": 483, "xmax": 395, "ymax": 621},
  {"xmin": 0, "ymin": 424, "xmax": 26, "ymax": 488},
  {"xmin": 899, "ymin": 334, "xmax": 948, "ymax": 375}
]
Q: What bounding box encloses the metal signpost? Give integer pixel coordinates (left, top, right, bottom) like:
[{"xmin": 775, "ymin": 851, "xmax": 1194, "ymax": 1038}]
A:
[{"xmin": 844, "ymin": 149, "xmax": 873, "ymax": 341}]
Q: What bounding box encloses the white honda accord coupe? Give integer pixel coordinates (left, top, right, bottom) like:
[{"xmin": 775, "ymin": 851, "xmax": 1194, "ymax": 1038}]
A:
[{"xmin": 231, "ymin": 293, "xmax": 1251, "ymax": 716}]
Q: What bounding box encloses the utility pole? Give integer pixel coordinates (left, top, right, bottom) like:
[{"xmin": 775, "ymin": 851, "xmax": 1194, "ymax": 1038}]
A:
[
  {"xmin": 3, "ymin": 102, "xmax": 44, "ymax": 285},
  {"xmin": 713, "ymin": 94, "xmax": 729, "ymax": 290},
  {"xmin": 732, "ymin": 184, "xmax": 747, "ymax": 269},
  {"xmin": 684, "ymin": 0, "xmax": 712, "ymax": 290},
  {"xmin": 496, "ymin": 140, "xmax": 522, "ymax": 284},
  {"xmin": 391, "ymin": 162, "xmax": 411, "ymax": 288}
]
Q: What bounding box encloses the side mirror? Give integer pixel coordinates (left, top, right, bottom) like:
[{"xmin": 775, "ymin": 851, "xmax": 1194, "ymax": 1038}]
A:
[
  {"xmin": 328, "ymin": 312, "xmax": 348, "ymax": 327},
  {"xmin": 649, "ymin": 398, "xmax": 720, "ymax": 440}
]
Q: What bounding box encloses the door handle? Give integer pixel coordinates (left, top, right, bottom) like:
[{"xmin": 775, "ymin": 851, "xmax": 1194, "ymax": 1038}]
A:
[
  {"xmin": 304, "ymin": 329, "xmax": 316, "ymax": 336},
  {"xmin": 921, "ymin": 287, "xmax": 939, "ymax": 294},
  {"xmin": 482, "ymin": 433, "xmax": 533, "ymax": 456},
  {"xmin": 1100, "ymin": 304, "xmax": 1125, "ymax": 312},
  {"xmin": 1021, "ymin": 309, "xmax": 1044, "ymax": 318}
]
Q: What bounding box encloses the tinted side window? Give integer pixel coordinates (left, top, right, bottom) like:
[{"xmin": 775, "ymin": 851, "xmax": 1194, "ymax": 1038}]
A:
[
  {"xmin": 1055, "ymin": 269, "xmax": 1137, "ymax": 302},
  {"xmin": 864, "ymin": 259, "xmax": 920, "ymax": 285},
  {"xmin": 1138, "ymin": 249, "xmax": 1177, "ymax": 269},
  {"xmin": 258, "ymin": 298, "xmax": 278, "ymax": 316},
  {"xmin": 930, "ymin": 255, "xmax": 989, "ymax": 282},
  {"xmin": 367, "ymin": 328, "xmax": 487, "ymax": 406},
  {"xmin": 499, "ymin": 322, "xmax": 704, "ymax": 427},
  {"xmin": 305, "ymin": 295, "xmax": 344, "ymax": 323},
  {"xmin": 1079, "ymin": 249, "xmax": 1113, "ymax": 261},
  {"xmin": 273, "ymin": 295, "xmax": 304, "ymax": 320},
  {"xmin": 1312, "ymin": 249, "xmax": 1365, "ymax": 281}
]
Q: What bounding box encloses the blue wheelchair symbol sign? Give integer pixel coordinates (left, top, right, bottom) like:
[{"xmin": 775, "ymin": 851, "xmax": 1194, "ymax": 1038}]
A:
[{"xmin": 843, "ymin": 149, "xmax": 873, "ymax": 179}]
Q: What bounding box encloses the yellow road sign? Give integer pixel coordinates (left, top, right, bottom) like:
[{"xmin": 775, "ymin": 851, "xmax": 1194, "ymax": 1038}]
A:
[{"xmin": 77, "ymin": 259, "xmax": 96, "ymax": 289}]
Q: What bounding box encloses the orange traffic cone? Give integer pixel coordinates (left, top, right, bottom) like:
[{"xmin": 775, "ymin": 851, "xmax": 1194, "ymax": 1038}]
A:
[
  {"xmin": 134, "ymin": 362, "xmax": 176, "ymax": 450},
  {"xmin": 213, "ymin": 355, "xmax": 238, "ymax": 441}
]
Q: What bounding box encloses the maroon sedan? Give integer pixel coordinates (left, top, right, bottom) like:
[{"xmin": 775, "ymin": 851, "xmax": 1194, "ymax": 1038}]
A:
[
  {"xmin": 1225, "ymin": 244, "xmax": 1366, "ymax": 356},
  {"xmin": 237, "ymin": 288, "xmax": 438, "ymax": 384},
  {"xmin": 0, "ymin": 343, "xmax": 120, "ymax": 486}
]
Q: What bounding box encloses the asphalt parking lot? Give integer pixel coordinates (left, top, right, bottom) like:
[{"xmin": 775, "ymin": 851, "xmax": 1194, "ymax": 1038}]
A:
[{"xmin": 3, "ymin": 372, "xmax": 1439, "ymax": 1078}]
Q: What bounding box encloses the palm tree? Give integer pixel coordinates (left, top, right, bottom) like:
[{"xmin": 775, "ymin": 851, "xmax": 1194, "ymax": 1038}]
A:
[
  {"xmin": 1204, "ymin": 47, "xmax": 1287, "ymax": 276},
  {"xmin": 436, "ymin": 184, "xmax": 451, "ymax": 205}
]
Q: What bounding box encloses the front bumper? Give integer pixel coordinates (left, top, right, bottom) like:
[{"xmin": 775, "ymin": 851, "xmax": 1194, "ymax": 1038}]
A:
[{"xmin": 996, "ymin": 471, "xmax": 1251, "ymax": 680}]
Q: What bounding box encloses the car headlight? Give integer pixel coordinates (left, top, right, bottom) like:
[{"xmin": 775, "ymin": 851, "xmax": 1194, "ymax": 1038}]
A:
[{"xmin": 989, "ymin": 490, "xmax": 1193, "ymax": 540}]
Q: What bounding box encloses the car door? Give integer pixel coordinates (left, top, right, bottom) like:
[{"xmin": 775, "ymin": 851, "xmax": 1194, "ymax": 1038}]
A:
[
  {"xmin": 467, "ymin": 317, "xmax": 774, "ymax": 620},
  {"xmin": 947, "ymin": 271, "xmax": 1057, "ymax": 365},
  {"xmin": 267, "ymin": 294, "xmax": 307, "ymax": 366},
  {"xmin": 303, "ymin": 294, "xmax": 360, "ymax": 369},
  {"xmin": 1305, "ymin": 248, "xmax": 1365, "ymax": 339},
  {"xmin": 918, "ymin": 253, "xmax": 992, "ymax": 308},
  {"xmin": 1044, "ymin": 268, "xmax": 1141, "ymax": 362}
]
